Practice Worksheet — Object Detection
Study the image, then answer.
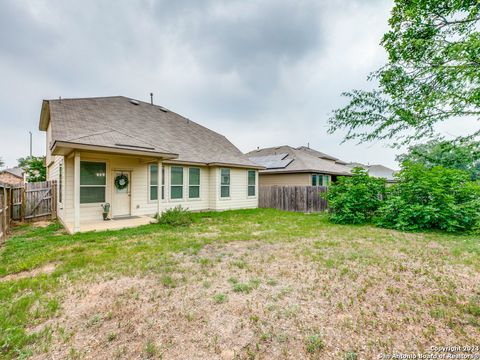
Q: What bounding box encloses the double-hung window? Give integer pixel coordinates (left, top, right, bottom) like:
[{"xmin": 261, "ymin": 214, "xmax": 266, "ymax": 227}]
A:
[
  {"xmin": 247, "ymin": 170, "xmax": 256, "ymax": 196},
  {"xmin": 80, "ymin": 161, "xmax": 106, "ymax": 204},
  {"xmin": 312, "ymin": 174, "xmax": 324, "ymax": 186},
  {"xmin": 149, "ymin": 164, "xmax": 158, "ymax": 201},
  {"xmin": 189, "ymin": 168, "xmax": 200, "ymax": 199},
  {"xmin": 220, "ymin": 168, "xmax": 230, "ymax": 198},
  {"xmin": 318, "ymin": 174, "xmax": 324, "ymax": 186},
  {"xmin": 311, "ymin": 174, "xmax": 330, "ymax": 187},
  {"xmin": 149, "ymin": 164, "xmax": 165, "ymax": 200},
  {"xmin": 171, "ymin": 166, "xmax": 183, "ymax": 199}
]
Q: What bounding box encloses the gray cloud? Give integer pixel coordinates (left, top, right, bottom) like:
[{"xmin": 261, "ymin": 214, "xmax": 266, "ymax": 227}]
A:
[{"xmin": 0, "ymin": 0, "xmax": 421, "ymax": 169}]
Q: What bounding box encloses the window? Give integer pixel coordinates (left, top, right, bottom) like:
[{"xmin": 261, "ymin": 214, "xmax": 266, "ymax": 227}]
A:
[
  {"xmin": 220, "ymin": 168, "xmax": 230, "ymax": 198},
  {"xmin": 58, "ymin": 160, "xmax": 63, "ymax": 204},
  {"xmin": 80, "ymin": 161, "xmax": 106, "ymax": 203},
  {"xmin": 149, "ymin": 164, "xmax": 158, "ymax": 201},
  {"xmin": 248, "ymin": 170, "xmax": 256, "ymax": 196},
  {"xmin": 312, "ymin": 174, "xmax": 328, "ymax": 186},
  {"xmin": 171, "ymin": 166, "xmax": 183, "ymax": 199},
  {"xmin": 189, "ymin": 168, "xmax": 200, "ymax": 198}
]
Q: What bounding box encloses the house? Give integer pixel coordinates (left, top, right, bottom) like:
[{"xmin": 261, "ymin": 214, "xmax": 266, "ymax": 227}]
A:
[
  {"xmin": 0, "ymin": 167, "xmax": 24, "ymax": 185},
  {"xmin": 246, "ymin": 145, "xmax": 351, "ymax": 186},
  {"xmin": 39, "ymin": 96, "xmax": 263, "ymax": 233},
  {"xmin": 346, "ymin": 162, "xmax": 398, "ymax": 183}
]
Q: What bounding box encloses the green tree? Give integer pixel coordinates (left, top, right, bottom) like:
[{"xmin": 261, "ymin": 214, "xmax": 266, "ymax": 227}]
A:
[
  {"xmin": 18, "ymin": 156, "xmax": 46, "ymax": 182},
  {"xmin": 329, "ymin": 0, "xmax": 480, "ymax": 145},
  {"xmin": 397, "ymin": 139, "xmax": 480, "ymax": 180},
  {"xmin": 326, "ymin": 167, "xmax": 386, "ymax": 224},
  {"xmin": 376, "ymin": 162, "xmax": 480, "ymax": 232}
]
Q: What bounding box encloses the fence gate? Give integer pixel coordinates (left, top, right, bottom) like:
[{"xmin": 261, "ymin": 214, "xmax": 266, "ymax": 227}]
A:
[
  {"xmin": 24, "ymin": 181, "xmax": 57, "ymax": 220},
  {"xmin": 11, "ymin": 186, "xmax": 23, "ymax": 221}
]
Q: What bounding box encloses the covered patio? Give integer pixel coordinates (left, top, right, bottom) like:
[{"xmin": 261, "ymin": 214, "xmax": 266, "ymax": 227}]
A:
[{"xmin": 65, "ymin": 215, "xmax": 154, "ymax": 234}]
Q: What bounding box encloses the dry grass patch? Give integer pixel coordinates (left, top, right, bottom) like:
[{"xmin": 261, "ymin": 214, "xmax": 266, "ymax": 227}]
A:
[
  {"xmin": 33, "ymin": 237, "xmax": 479, "ymax": 359},
  {"xmin": 1, "ymin": 210, "xmax": 478, "ymax": 359},
  {"xmin": 0, "ymin": 263, "xmax": 57, "ymax": 282}
]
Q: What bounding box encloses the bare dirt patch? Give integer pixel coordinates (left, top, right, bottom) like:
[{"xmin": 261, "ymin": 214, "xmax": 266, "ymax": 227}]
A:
[
  {"xmin": 32, "ymin": 220, "xmax": 53, "ymax": 228},
  {"xmin": 0, "ymin": 263, "xmax": 57, "ymax": 282},
  {"xmin": 34, "ymin": 240, "xmax": 479, "ymax": 359}
]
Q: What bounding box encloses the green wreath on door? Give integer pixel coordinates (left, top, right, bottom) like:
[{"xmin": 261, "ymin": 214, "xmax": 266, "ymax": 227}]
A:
[{"xmin": 114, "ymin": 174, "xmax": 129, "ymax": 190}]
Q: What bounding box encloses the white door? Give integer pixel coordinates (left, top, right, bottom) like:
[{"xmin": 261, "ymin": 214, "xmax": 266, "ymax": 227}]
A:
[{"xmin": 112, "ymin": 171, "xmax": 131, "ymax": 217}]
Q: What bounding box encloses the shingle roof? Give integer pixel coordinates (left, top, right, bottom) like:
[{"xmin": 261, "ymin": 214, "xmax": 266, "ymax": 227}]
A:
[
  {"xmin": 346, "ymin": 162, "xmax": 398, "ymax": 181},
  {"xmin": 42, "ymin": 96, "xmax": 260, "ymax": 168},
  {"xmin": 246, "ymin": 145, "xmax": 352, "ymax": 175},
  {"xmin": 1, "ymin": 167, "xmax": 24, "ymax": 178}
]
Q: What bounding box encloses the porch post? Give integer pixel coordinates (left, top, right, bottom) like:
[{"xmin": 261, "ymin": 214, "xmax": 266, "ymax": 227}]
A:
[
  {"xmin": 74, "ymin": 151, "xmax": 80, "ymax": 232},
  {"xmin": 157, "ymin": 160, "xmax": 162, "ymax": 214}
]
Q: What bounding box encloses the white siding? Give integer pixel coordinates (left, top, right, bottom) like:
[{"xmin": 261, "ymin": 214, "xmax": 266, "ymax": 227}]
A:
[
  {"xmin": 47, "ymin": 156, "xmax": 65, "ymax": 221},
  {"xmin": 64, "ymin": 156, "xmax": 75, "ymax": 225},
  {"xmin": 58, "ymin": 152, "xmax": 258, "ymax": 232},
  {"xmin": 213, "ymin": 167, "xmax": 258, "ymax": 210}
]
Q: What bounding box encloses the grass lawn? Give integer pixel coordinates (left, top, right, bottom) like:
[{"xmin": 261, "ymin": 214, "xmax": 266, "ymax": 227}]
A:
[{"xmin": 0, "ymin": 209, "xmax": 479, "ymax": 359}]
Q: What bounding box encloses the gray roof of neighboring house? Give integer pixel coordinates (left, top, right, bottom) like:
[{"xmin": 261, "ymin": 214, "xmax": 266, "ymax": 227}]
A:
[
  {"xmin": 1, "ymin": 167, "xmax": 24, "ymax": 178},
  {"xmin": 40, "ymin": 96, "xmax": 261, "ymax": 168},
  {"xmin": 346, "ymin": 162, "xmax": 398, "ymax": 181},
  {"xmin": 246, "ymin": 145, "xmax": 352, "ymax": 175}
]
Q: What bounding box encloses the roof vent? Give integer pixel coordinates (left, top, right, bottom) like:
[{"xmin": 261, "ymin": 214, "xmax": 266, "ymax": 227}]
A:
[
  {"xmin": 129, "ymin": 99, "xmax": 140, "ymax": 105},
  {"xmin": 158, "ymin": 107, "xmax": 168, "ymax": 113}
]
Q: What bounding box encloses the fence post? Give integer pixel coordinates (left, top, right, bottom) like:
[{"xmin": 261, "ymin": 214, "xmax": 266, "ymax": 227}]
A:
[{"xmin": 21, "ymin": 185, "xmax": 25, "ymax": 222}]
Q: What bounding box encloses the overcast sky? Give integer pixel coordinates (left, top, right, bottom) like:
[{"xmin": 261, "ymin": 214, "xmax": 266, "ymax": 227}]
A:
[{"xmin": 0, "ymin": 0, "xmax": 474, "ymax": 169}]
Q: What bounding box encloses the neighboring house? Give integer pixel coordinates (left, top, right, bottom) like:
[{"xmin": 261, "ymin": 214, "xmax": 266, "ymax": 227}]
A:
[
  {"xmin": 39, "ymin": 96, "xmax": 263, "ymax": 233},
  {"xmin": 0, "ymin": 167, "xmax": 24, "ymax": 185},
  {"xmin": 246, "ymin": 145, "xmax": 351, "ymax": 186},
  {"xmin": 346, "ymin": 162, "xmax": 398, "ymax": 183}
]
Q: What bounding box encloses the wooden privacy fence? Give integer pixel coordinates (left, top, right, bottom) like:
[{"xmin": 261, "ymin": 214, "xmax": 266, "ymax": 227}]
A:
[
  {"xmin": 0, "ymin": 181, "xmax": 12, "ymax": 243},
  {"xmin": 0, "ymin": 180, "xmax": 57, "ymax": 242},
  {"xmin": 259, "ymin": 185, "xmax": 329, "ymax": 213}
]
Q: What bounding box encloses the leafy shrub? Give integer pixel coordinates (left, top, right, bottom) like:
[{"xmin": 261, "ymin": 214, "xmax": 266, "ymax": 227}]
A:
[
  {"xmin": 156, "ymin": 206, "xmax": 193, "ymax": 227},
  {"xmin": 326, "ymin": 167, "xmax": 386, "ymax": 224},
  {"xmin": 375, "ymin": 162, "xmax": 480, "ymax": 232}
]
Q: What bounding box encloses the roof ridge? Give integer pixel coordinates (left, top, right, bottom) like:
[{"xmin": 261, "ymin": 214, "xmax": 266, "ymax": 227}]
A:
[
  {"xmin": 47, "ymin": 95, "xmax": 126, "ymax": 102},
  {"xmin": 44, "ymin": 95, "xmax": 261, "ymax": 168},
  {"xmin": 49, "ymin": 96, "xmax": 240, "ymax": 147},
  {"xmin": 246, "ymin": 145, "xmax": 295, "ymax": 154}
]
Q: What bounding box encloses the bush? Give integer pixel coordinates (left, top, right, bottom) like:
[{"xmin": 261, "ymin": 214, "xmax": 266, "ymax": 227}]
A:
[
  {"xmin": 326, "ymin": 167, "xmax": 386, "ymax": 224},
  {"xmin": 375, "ymin": 162, "xmax": 480, "ymax": 232},
  {"xmin": 156, "ymin": 206, "xmax": 193, "ymax": 227}
]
